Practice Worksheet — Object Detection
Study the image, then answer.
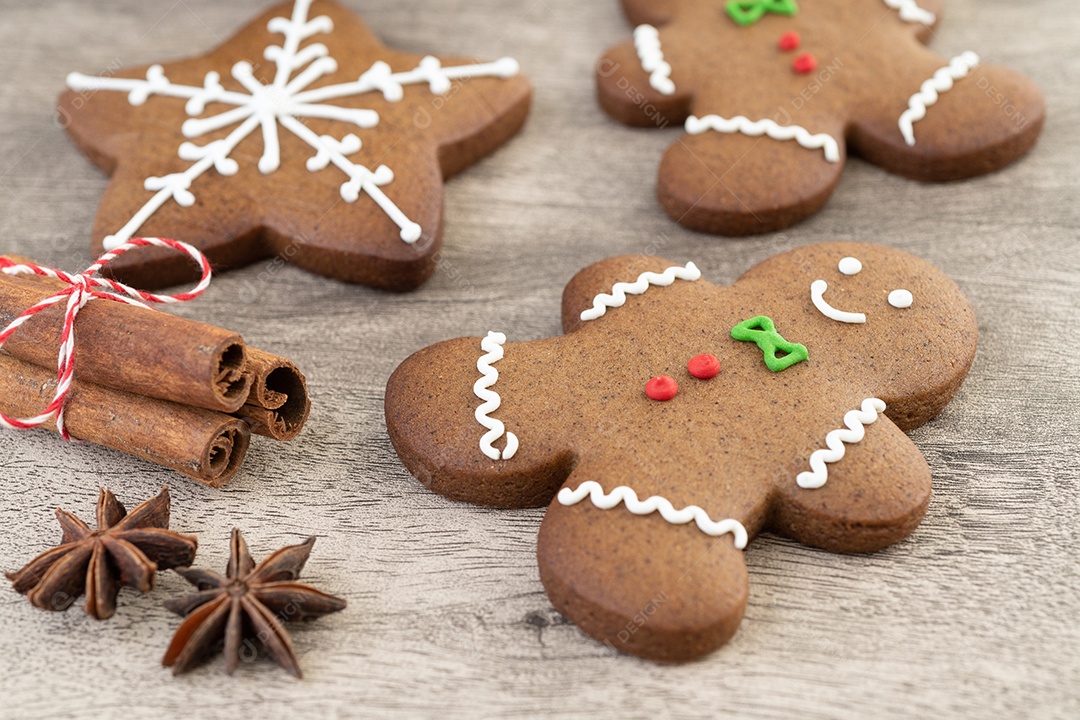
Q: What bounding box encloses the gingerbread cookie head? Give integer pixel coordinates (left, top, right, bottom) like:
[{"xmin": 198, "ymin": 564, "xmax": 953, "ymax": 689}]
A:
[
  {"xmin": 60, "ymin": 0, "xmax": 531, "ymax": 290},
  {"xmin": 597, "ymin": 0, "xmax": 1045, "ymax": 235},
  {"xmin": 386, "ymin": 242, "xmax": 977, "ymax": 661}
]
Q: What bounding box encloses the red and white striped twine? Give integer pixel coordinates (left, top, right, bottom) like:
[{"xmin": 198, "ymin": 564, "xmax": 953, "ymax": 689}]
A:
[{"xmin": 0, "ymin": 238, "xmax": 212, "ymax": 440}]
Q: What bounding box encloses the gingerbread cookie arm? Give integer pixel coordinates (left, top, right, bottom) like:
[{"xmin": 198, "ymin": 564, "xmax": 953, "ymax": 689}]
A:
[
  {"xmin": 596, "ymin": 31, "xmax": 693, "ymax": 128},
  {"xmin": 848, "ymin": 50, "xmax": 1046, "ymax": 181},
  {"xmin": 538, "ymin": 472, "xmax": 749, "ymax": 662},
  {"xmin": 770, "ymin": 411, "xmax": 932, "ymax": 553},
  {"xmin": 385, "ymin": 336, "xmax": 575, "ymax": 509}
]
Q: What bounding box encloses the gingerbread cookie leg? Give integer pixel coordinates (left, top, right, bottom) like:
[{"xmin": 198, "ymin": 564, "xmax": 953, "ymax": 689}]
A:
[
  {"xmin": 538, "ymin": 474, "xmax": 749, "ymax": 662},
  {"xmin": 658, "ymin": 114, "xmax": 846, "ymax": 234},
  {"xmin": 770, "ymin": 405, "xmax": 933, "ymax": 553}
]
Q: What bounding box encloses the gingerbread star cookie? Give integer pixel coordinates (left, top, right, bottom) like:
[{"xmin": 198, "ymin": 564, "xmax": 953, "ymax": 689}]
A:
[
  {"xmin": 597, "ymin": 0, "xmax": 1045, "ymax": 235},
  {"xmin": 60, "ymin": 0, "xmax": 531, "ymax": 290},
  {"xmin": 385, "ymin": 242, "xmax": 978, "ymax": 660}
]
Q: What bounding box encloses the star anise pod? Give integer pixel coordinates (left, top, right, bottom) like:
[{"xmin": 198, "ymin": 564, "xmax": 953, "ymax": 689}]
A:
[
  {"xmin": 163, "ymin": 529, "xmax": 346, "ymax": 677},
  {"xmin": 6, "ymin": 487, "xmax": 198, "ymax": 619}
]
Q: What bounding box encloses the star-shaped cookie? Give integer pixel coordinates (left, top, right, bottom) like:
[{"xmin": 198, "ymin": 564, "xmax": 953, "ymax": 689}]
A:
[{"xmin": 60, "ymin": 0, "xmax": 531, "ymax": 289}]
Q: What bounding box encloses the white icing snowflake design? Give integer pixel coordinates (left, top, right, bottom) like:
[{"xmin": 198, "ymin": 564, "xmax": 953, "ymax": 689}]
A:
[{"xmin": 66, "ymin": 0, "xmax": 520, "ymax": 249}]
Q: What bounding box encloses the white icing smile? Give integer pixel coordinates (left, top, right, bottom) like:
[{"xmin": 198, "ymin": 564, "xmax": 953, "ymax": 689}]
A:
[{"xmin": 811, "ymin": 279, "xmax": 866, "ymax": 324}]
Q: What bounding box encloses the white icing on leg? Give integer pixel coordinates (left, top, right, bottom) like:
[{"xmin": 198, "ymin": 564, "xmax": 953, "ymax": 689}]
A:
[
  {"xmin": 558, "ymin": 481, "xmax": 749, "ymax": 549},
  {"xmin": 899, "ymin": 51, "xmax": 980, "ymax": 146},
  {"xmin": 797, "ymin": 398, "xmax": 888, "ymax": 489},
  {"xmin": 580, "ymin": 262, "xmax": 700, "ymax": 322},
  {"xmin": 685, "ymin": 115, "xmax": 841, "ymax": 163},
  {"xmin": 473, "ymin": 331, "xmax": 518, "ymax": 461}
]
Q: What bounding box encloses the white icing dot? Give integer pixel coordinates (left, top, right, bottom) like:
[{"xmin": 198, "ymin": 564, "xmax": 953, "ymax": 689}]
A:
[
  {"xmin": 838, "ymin": 257, "xmax": 862, "ymax": 275},
  {"xmin": 889, "ymin": 289, "xmax": 914, "ymax": 309}
]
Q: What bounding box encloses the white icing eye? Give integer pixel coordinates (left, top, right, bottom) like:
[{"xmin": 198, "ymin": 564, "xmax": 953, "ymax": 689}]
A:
[
  {"xmin": 888, "ymin": 289, "xmax": 913, "ymax": 309},
  {"xmin": 838, "ymin": 257, "xmax": 862, "ymax": 275}
]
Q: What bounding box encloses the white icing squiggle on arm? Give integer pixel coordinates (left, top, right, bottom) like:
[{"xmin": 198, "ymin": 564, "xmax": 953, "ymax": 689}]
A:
[
  {"xmin": 558, "ymin": 481, "xmax": 749, "ymax": 549},
  {"xmin": 580, "ymin": 262, "xmax": 700, "ymax": 322},
  {"xmin": 899, "ymin": 51, "xmax": 980, "ymax": 146},
  {"xmin": 686, "ymin": 115, "xmax": 841, "ymax": 163},
  {"xmin": 797, "ymin": 398, "xmax": 887, "ymax": 489},
  {"xmin": 882, "ymin": 0, "xmax": 936, "ymax": 25},
  {"xmin": 473, "ymin": 331, "xmax": 518, "ymax": 461},
  {"xmin": 633, "ymin": 25, "xmax": 675, "ymax": 95}
]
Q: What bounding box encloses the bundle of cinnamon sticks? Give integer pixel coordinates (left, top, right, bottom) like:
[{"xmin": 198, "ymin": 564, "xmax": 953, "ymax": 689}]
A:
[{"xmin": 0, "ymin": 256, "xmax": 310, "ymax": 487}]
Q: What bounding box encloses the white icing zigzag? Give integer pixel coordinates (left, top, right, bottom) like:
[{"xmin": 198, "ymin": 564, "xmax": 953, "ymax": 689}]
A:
[
  {"xmin": 633, "ymin": 25, "xmax": 675, "ymax": 96},
  {"xmin": 685, "ymin": 115, "xmax": 841, "ymax": 163},
  {"xmin": 580, "ymin": 262, "xmax": 700, "ymax": 322},
  {"xmin": 797, "ymin": 398, "xmax": 887, "ymax": 489},
  {"xmin": 558, "ymin": 481, "xmax": 749, "ymax": 549},
  {"xmin": 898, "ymin": 51, "xmax": 980, "ymax": 146},
  {"xmin": 473, "ymin": 331, "xmax": 518, "ymax": 461},
  {"xmin": 883, "ymin": 0, "xmax": 936, "ymax": 26},
  {"xmin": 66, "ymin": 0, "xmax": 521, "ymax": 248}
]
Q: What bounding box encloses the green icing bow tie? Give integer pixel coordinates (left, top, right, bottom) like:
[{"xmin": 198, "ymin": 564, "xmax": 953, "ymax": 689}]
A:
[
  {"xmin": 731, "ymin": 315, "xmax": 808, "ymax": 372},
  {"xmin": 726, "ymin": 0, "xmax": 799, "ymax": 26}
]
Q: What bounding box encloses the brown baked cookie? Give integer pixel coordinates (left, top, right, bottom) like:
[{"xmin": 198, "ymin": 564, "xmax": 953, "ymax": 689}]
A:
[
  {"xmin": 385, "ymin": 242, "xmax": 977, "ymax": 660},
  {"xmin": 597, "ymin": 0, "xmax": 1045, "ymax": 235},
  {"xmin": 60, "ymin": 0, "xmax": 531, "ymax": 290}
]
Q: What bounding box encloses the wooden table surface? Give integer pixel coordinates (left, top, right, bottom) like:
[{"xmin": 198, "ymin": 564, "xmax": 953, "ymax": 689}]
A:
[{"xmin": 1, "ymin": 1, "xmax": 1077, "ymax": 717}]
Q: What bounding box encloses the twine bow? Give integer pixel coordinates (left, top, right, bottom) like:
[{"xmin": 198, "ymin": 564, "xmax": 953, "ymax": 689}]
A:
[{"xmin": 0, "ymin": 238, "xmax": 212, "ymax": 439}]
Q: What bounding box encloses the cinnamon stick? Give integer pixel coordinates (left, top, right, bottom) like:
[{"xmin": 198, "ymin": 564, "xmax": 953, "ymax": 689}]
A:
[
  {"xmin": 0, "ymin": 354, "xmax": 249, "ymax": 487},
  {"xmin": 234, "ymin": 348, "xmax": 311, "ymax": 441},
  {"xmin": 0, "ymin": 260, "xmax": 251, "ymax": 413}
]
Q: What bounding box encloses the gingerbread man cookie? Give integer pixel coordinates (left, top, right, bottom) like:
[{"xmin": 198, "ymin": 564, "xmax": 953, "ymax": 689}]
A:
[
  {"xmin": 60, "ymin": 0, "xmax": 531, "ymax": 290},
  {"xmin": 385, "ymin": 242, "xmax": 977, "ymax": 660},
  {"xmin": 598, "ymin": 0, "xmax": 1045, "ymax": 235}
]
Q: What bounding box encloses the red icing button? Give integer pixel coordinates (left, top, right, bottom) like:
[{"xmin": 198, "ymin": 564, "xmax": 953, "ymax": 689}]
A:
[
  {"xmin": 645, "ymin": 376, "xmax": 679, "ymax": 401},
  {"xmin": 778, "ymin": 31, "xmax": 801, "ymax": 51},
  {"xmin": 687, "ymin": 354, "xmax": 721, "ymax": 379},
  {"xmin": 792, "ymin": 53, "xmax": 818, "ymax": 74}
]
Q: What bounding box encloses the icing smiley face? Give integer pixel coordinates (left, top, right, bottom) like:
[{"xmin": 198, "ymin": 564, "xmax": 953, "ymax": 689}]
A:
[
  {"xmin": 385, "ymin": 242, "xmax": 978, "ymax": 662},
  {"xmin": 811, "ymin": 256, "xmax": 915, "ymax": 324}
]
